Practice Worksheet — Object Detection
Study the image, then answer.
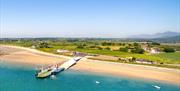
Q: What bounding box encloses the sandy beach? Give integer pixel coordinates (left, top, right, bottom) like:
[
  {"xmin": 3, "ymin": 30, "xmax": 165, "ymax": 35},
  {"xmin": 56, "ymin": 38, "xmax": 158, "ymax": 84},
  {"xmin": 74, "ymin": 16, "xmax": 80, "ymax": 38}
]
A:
[{"xmin": 0, "ymin": 45, "xmax": 180, "ymax": 84}]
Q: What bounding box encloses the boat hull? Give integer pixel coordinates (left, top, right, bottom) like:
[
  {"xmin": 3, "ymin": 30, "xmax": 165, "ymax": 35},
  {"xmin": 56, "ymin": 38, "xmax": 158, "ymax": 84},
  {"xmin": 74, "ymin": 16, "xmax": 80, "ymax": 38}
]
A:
[
  {"xmin": 36, "ymin": 69, "xmax": 53, "ymax": 78},
  {"xmin": 51, "ymin": 68, "xmax": 65, "ymax": 75},
  {"xmin": 35, "ymin": 57, "xmax": 82, "ymax": 78}
]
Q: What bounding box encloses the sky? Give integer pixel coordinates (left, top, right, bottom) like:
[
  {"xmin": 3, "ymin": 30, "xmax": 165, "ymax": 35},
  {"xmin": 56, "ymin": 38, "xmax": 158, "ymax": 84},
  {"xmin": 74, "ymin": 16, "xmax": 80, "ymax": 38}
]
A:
[{"xmin": 0, "ymin": 0, "xmax": 180, "ymax": 38}]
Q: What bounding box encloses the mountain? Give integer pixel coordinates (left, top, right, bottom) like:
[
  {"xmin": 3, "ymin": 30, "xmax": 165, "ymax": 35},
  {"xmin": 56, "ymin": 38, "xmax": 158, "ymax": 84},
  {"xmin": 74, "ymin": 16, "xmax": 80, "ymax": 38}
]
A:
[
  {"xmin": 152, "ymin": 35, "xmax": 180, "ymax": 43},
  {"xmin": 128, "ymin": 31, "xmax": 180, "ymax": 39}
]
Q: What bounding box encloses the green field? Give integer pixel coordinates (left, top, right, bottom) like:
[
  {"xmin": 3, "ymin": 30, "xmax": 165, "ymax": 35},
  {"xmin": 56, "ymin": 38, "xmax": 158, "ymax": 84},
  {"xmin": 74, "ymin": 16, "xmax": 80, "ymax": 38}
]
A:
[
  {"xmin": 1, "ymin": 39, "xmax": 180, "ymax": 65},
  {"xmin": 37, "ymin": 45, "xmax": 180, "ymax": 64},
  {"xmin": 75, "ymin": 48, "xmax": 180, "ymax": 64},
  {"xmin": 153, "ymin": 52, "xmax": 180, "ymax": 63}
]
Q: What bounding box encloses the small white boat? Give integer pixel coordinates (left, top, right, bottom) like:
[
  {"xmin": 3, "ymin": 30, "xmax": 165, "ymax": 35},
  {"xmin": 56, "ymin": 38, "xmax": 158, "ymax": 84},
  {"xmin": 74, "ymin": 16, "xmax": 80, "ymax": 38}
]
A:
[
  {"xmin": 153, "ymin": 85, "xmax": 161, "ymax": 89},
  {"xmin": 95, "ymin": 81, "xmax": 100, "ymax": 84}
]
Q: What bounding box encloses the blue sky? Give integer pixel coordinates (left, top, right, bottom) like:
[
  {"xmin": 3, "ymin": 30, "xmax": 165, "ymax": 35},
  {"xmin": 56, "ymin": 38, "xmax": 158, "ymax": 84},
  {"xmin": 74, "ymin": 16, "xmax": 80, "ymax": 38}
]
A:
[{"xmin": 0, "ymin": 0, "xmax": 180, "ymax": 38}]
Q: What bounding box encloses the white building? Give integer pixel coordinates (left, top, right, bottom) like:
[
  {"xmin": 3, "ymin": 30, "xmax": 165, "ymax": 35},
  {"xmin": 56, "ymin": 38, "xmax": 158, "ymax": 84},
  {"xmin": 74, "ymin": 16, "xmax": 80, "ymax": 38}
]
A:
[
  {"xmin": 56, "ymin": 49, "xmax": 69, "ymax": 53},
  {"xmin": 150, "ymin": 48, "xmax": 160, "ymax": 54}
]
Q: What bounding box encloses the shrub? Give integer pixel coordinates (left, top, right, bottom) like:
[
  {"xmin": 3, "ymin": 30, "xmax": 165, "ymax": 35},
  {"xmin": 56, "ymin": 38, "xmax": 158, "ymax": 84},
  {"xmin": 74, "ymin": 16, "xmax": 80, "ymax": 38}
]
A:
[
  {"xmin": 38, "ymin": 42, "xmax": 50, "ymax": 48},
  {"xmin": 101, "ymin": 42, "xmax": 113, "ymax": 46},
  {"xmin": 105, "ymin": 47, "xmax": 111, "ymax": 50},
  {"xmin": 77, "ymin": 45, "xmax": 84, "ymax": 49},
  {"xmin": 97, "ymin": 46, "xmax": 103, "ymax": 50},
  {"xmin": 132, "ymin": 57, "xmax": 136, "ymax": 61},
  {"xmin": 119, "ymin": 48, "xmax": 128, "ymax": 52},
  {"xmin": 131, "ymin": 48, "xmax": 144, "ymax": 54},
  {"xmin": 163, "ymin": 48, "xmax": 175, "ymax": 53},
  {"xmin": 152, "ymin": 42, "xmax": 160, "ymax": 45},
  {"xmin": 82, "ymin": 44, "xmax": 87, "ymax": 46},
  {"xmin": 89, "ymin": 45, "xmax": 96, "ymax": 48},
  {"xmin": 133, "ymin": 42, "xmax": 139, "ymax": 46}
]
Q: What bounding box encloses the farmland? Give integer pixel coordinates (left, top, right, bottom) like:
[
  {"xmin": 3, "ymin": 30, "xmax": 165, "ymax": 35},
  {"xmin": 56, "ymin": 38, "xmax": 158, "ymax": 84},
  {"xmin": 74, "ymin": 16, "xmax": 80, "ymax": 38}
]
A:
[{"xmin": 0, "ymin": 38, "xmax": 180, "ymax": 68}]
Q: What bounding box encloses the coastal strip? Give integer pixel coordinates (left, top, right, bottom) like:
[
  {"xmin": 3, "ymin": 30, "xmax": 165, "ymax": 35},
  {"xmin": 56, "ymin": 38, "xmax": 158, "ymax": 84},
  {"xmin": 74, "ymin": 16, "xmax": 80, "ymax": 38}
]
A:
[{"xmin": 0, "ymin": 45, "xmax": 180, "ymax": 84}]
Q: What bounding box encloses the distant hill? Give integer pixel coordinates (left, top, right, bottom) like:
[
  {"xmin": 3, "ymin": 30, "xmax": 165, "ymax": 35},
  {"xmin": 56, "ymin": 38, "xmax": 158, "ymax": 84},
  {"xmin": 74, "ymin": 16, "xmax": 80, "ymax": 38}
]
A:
[
  {"xmin": 152, "ymin": 35, "xmax": 180, "ymax": 43},
  {"xmin": 128, "ymin": 31, "xmax": 180, "ymax": 39}
]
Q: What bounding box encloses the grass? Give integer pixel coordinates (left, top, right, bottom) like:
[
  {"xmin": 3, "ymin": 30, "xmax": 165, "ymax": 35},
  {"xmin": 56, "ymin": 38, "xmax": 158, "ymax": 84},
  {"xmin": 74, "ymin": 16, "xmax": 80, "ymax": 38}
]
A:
[
  {"xmin": 100, "ymin": 46, "xmax": 121, "ymax": 50},
  {"xmin": 89, "ymin": 57, "xmax": 180, "ymax": 69},
  {"xmin": 74, "ymin": 48, "xmax": 179, "ymax": 63},
  {"xmin": 153, "ymin": 52, "xmax": 180, "ymax": 63},
  {"xmin": 1, "ymin": 42, "xmax": 180, "ymax": 65},
  {"xmin": 36, "ymin": 45, "xmax": 180, "ymax": 64}
]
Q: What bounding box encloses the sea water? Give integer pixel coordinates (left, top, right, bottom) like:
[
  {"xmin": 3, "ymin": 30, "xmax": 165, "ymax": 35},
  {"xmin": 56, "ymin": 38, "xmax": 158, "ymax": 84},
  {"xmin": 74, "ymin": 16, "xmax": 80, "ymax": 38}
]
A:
[{"xmin": 0, "ymin": 62, "xmax": 180, "ymax": 91}]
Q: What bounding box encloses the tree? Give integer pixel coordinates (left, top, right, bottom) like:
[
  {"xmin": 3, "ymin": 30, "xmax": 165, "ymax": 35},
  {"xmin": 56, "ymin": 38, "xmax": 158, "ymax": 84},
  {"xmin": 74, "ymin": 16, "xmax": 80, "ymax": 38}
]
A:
[
  {"xmin": 152, "ymin": 42, "xmax": 160, "ymax": 45},
  {"xmin": 89, "ymin": 45, "xmax": 96, "ymax": 48},
  {"xmin": 119, "ymin": 48, "xmax": 128, "ymax": 52},
  {"xmin": 131, "ymin": 48, "xmax": 144, "ymax": 54},
  {"xmin": 82, "ymin": 44, "xmax": 87, "ymax": 46},
  {"xmin": 77, "ymin": 45, "xmax": 84, "ymax": 49},
  {"xmin": 147, "ymin": 43, "xmax": 152, "ymax": 47},
  {"xmin": 105, "ymin": 47, "xmax": 111, "ymax": 50},
  {"xmin": 118, "ymin": 43, "xmax": 122, "ymax": 46},
  {"xmin": 128, "ymin": 44, "xmax": 132, "ymax": 47},
  {"xmin": 133, "ymin": 42, "xmax": 139, "ymax": 46},
  {"xmin": 101, "ymin": 42, "xmax": 107, "ymax": 46},
  {"xmin": 39, "ymin": 42, "xmax": 50, "ymax": 48},
  {"xmin": 132, "ymin": 57, "xmax": 136, "ymax": 61},
  {"xmin": 97, "ymin": 46, "xmax": 103, "ymax": 50},
  {"xmin": 101, "ymin": 42, "xmax": 112, "ymax": 46},
  {"xmin": 163, "ymin": 48, "xmax": 175, "ymax": 53}
]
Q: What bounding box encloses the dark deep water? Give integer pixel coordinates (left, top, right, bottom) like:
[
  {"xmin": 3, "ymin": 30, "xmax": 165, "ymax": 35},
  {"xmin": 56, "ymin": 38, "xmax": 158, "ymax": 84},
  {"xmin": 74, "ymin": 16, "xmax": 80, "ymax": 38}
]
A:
[{"xmin": 0, "ymin": 62, "xmax": 180, "ymax": 91}]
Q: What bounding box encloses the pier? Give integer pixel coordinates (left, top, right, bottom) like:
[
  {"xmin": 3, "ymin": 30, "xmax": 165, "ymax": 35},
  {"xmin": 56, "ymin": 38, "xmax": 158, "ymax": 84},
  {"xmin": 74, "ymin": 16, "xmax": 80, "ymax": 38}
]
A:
[{"xmin": 36, "ymin": 57, "xmax": 82, "ymax": 78}]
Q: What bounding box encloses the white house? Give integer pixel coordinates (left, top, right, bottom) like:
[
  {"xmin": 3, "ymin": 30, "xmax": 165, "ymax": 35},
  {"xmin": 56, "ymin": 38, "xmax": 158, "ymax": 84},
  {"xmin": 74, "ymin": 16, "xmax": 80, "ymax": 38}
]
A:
[
  {"xmin": 150, "ymin": 48, "xmax": 160, "ymax": 54},
  {"xmin": 56, "ymin": 49, "xmax": 69, "ymax": 53}
]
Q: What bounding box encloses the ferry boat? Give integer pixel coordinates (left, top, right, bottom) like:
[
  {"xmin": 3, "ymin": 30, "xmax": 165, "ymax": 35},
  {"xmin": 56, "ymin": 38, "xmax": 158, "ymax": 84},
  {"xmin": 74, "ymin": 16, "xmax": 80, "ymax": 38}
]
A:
[
  {"xmin": 35, "ymin": 68, "xmax": 53, "ymax": 78},
  {"xmin": 36, "ymin": 57, "xmax": 82, "ymax": 78},
  {"xmin": 51, "ymin": 67, "xmax": 65, "ymax": 75}
]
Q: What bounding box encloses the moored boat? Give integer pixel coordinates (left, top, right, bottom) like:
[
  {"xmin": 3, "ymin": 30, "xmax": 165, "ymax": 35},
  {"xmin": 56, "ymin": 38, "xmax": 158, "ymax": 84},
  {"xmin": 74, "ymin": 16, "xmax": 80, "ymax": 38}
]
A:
[
  {"xmin": 36, "ymin": 68, "xmax": 53, "ymax": 78},
  {"xmin": 51, "ymin": 68, "xmax": 65, "ymax": 75},
  {"xmin": 35, "ymin": 57, "xmax": 82, "ymax": 78}
]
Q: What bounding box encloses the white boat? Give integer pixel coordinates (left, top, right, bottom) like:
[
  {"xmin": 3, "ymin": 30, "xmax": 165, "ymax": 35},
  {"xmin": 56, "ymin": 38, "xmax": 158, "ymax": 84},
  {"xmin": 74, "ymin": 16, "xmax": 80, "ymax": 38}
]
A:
[
  {"xmin": 154, "ymin": 85, "xmax": 161, "ymax": 89},
  {"xmin": 51, "ymin": 67, "xmax": 65, "ymax": 75},
  {"xmin": 35, "ymin": 68, "xmax": 53, "ymax": 78}
]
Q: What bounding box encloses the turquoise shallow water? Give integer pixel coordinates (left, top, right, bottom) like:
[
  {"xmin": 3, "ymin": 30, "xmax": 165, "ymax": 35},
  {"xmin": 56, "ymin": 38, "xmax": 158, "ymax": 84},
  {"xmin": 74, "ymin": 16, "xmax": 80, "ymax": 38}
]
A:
[{"xmin": 0, "ymin": 62, "xmax": 180, "ymax": 91}]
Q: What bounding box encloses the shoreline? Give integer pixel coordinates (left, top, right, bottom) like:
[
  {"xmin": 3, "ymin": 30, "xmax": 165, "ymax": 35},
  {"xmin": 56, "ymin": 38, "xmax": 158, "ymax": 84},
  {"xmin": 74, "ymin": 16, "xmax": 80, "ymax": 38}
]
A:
[{"xmin": 0, "ymin": 45, "xmax": 180, "ymax": 85}]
